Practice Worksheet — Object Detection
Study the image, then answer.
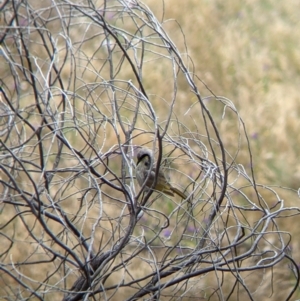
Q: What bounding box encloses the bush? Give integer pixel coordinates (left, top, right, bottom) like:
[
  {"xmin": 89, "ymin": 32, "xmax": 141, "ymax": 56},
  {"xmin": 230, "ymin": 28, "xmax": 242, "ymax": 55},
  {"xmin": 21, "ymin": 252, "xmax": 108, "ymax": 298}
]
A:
[{"xmin": 0, "ymin": 1, "xmax": 299, "ymax": 300}]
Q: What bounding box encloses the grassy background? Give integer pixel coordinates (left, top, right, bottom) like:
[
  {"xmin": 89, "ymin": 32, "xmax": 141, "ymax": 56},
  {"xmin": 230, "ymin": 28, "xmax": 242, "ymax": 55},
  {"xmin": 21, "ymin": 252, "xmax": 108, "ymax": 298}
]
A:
[
  {"xmin": 142, "ymin": 1, "xmax": 300, "ymax": 299},
  {"xmin": 138, "ymin": 0, "xmax": 300, "ymax": 203},
  {"xmin": 159, "ymin": 0, "xmax": 300, "ymax": 189}
]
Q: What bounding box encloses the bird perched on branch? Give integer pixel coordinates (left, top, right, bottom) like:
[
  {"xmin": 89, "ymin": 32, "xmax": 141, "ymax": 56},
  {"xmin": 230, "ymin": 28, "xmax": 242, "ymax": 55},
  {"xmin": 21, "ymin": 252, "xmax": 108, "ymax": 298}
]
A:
[{"xmin": 136, "ymin": 148, "xmax": 187, "ymax": 199}]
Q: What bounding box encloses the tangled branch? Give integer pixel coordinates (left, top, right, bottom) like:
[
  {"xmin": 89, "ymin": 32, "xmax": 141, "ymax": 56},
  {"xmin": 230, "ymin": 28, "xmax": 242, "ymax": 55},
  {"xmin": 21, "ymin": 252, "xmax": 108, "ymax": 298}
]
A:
[{"xmin": 0, "ymin": 0, "xmax": 299, "ymax": 300}]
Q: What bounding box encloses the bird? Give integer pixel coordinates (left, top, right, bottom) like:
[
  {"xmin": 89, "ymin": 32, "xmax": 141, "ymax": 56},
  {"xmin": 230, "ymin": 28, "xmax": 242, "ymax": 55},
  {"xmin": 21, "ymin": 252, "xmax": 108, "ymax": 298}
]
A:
[{"xmin": 135, "ymin": 148, "xmax": 187, "ymax": 199}]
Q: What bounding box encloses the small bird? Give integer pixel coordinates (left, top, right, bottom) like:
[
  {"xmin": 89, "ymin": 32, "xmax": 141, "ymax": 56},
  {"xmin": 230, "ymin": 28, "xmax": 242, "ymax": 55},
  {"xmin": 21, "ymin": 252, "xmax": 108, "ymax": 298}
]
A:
[{"xmin": 135, "ymin": 148, "xmax": 187, "ymax": 199}]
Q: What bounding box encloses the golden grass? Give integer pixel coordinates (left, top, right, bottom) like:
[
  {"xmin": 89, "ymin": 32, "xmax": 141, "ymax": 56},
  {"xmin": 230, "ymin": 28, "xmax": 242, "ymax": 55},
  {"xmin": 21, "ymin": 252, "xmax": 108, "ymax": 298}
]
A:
[{"xmin": 160, "ymin": 0, "xmax": 300, "ymax": 188}]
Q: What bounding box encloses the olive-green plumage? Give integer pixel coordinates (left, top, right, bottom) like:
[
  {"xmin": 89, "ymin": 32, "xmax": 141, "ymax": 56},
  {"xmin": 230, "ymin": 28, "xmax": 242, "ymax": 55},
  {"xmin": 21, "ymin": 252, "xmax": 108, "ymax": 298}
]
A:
[{"xmin": 136, "ymin": 148, "xmax": 187, "ymax": 199}]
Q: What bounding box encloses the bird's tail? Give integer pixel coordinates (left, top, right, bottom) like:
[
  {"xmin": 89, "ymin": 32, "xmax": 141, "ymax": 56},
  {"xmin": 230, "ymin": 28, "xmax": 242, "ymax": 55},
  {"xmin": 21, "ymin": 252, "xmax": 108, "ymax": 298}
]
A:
[{"xmin": 170, "ymin": 186, "xmax": 187, "ymax": 199}]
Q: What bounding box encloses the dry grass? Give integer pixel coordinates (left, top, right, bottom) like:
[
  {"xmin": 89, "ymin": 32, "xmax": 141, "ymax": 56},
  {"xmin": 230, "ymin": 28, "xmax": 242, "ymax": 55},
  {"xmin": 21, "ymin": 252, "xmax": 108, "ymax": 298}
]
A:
[{"xmin": 161, "ymin": 0, "xmax": 300, "ymax": 188}]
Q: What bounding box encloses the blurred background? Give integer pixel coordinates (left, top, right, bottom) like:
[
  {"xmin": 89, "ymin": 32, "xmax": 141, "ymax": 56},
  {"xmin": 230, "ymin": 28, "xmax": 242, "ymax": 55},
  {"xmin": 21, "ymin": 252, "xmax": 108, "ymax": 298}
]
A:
[{"xmin": 151, "ymin": 0, "xmax": 300, "ymax": 189}]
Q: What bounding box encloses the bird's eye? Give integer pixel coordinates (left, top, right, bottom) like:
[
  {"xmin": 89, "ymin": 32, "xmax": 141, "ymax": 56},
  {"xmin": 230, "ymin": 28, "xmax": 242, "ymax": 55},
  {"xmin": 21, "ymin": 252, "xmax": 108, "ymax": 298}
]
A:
[{"xmin": 145, "ymin": 161, "xmax": 149, "ymax": 166}]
